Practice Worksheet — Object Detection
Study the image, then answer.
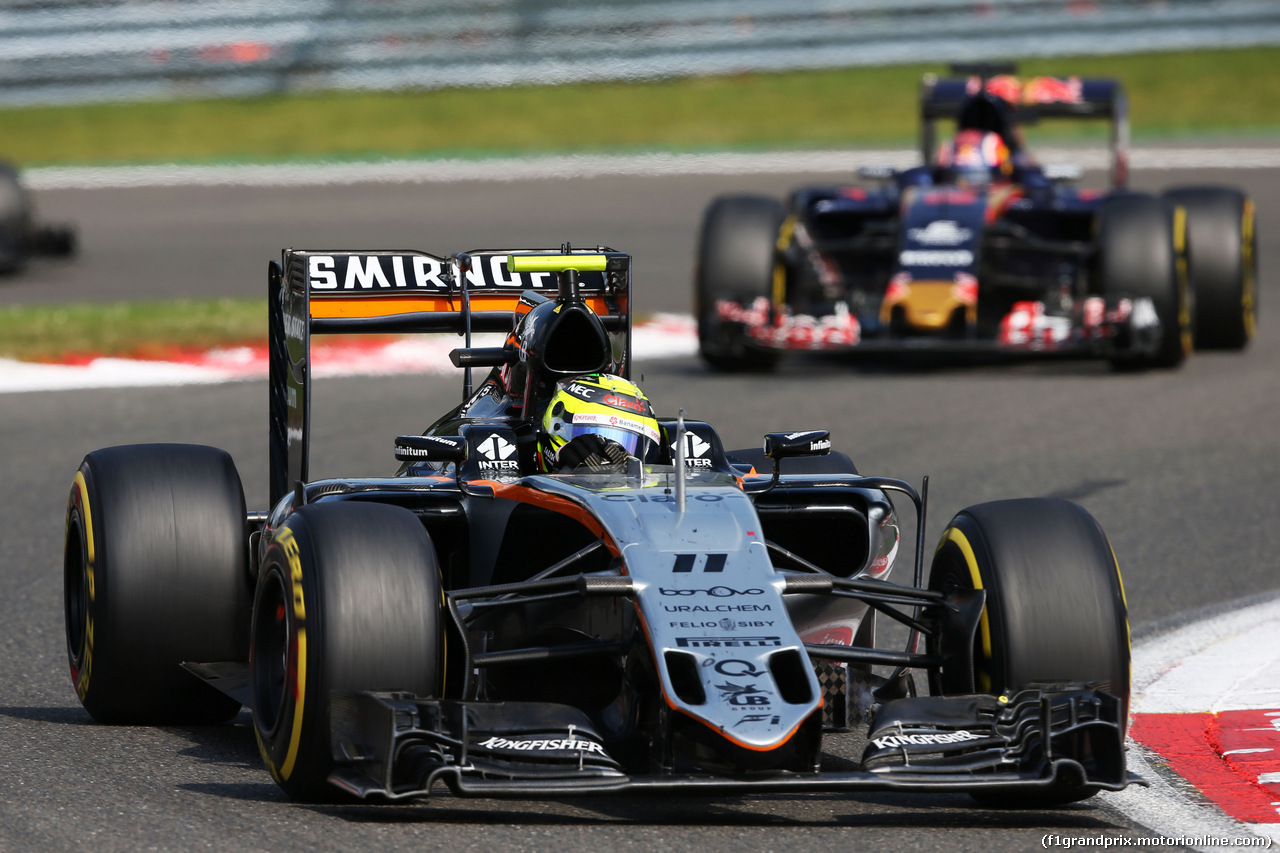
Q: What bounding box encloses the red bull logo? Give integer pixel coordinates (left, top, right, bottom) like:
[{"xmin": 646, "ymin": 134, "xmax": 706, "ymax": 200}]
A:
[
  {"xmin": 1022, "ymin": 75, "xmax": 1083, "ymax": 105},
  {"xmin": 970, "ymin": 74, "xmax": 1083, "ymax": 105},
  {"xmin": 983, "ymin": 74, "xmax": 1022, "ymax": 103}
]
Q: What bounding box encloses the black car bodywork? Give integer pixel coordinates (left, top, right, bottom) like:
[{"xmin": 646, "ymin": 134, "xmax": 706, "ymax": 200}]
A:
[
  {"xmin": 64, "ymin": 246, "xmax": 1139, "ymax": 806},
  {"xmin": 0, "ymin": 161, "xmax": 75, "ymax": 274}
]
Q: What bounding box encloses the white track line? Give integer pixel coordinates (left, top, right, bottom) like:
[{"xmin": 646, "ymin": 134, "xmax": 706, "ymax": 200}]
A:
[
  {"xmin": 0, "ymin": 314, "xmax": 698, "ymax": 394},
  {"xmin": 25, "ymin": 147, "xmax": 1280, "ymax": 191}
]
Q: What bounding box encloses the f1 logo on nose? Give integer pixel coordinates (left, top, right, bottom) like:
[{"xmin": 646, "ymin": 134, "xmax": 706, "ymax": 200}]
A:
[{"xmin": 672, "ymin": 553, "xmax": 727, "ymax": 573}]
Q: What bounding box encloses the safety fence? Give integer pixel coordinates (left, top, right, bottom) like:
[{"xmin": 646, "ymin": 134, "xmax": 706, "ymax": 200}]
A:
[{"xmin": 1, "ymin": 0, "xmax": 1278, "ymax": 106}]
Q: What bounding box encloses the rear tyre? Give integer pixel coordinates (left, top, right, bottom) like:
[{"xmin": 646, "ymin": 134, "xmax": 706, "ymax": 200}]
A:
[
  {"xmin": 928, "ymin": 498, "xmax": 1130, "ymax": 806},
  {"xmin": 1095, "ymin": 193, "xmax": 1190, "ymax": 370},
  {"xmin": 695, "ymin": 194, "xmax": 785, "ymax": 372},
  {"xmin": 1163, "ymin": 186, "xmax": 1256, "ymax": 350},
  {"xmin": 251, "ymin": 502, "xmax": 443, "ymax": 802},
  {"xmin": 64, "ymin": 444, "xmax": 249, "ymax": 724}
]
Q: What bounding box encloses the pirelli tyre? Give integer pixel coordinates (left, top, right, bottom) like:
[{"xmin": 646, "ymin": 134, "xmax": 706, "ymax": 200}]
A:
[
  {"xmin": 251, "ymin": 502, "xmax": 443, "ymax": 802},
  {"xmin": 695, "ymin": 194, "xmax": 785, "ymax": 372},
  {"xmin": 1163, "ymin": 186, "xmax": 1256, "ymax": 350},
  {"xmin": 927, "ymin": 498, "xmax": 1130, "ymax": 806},
  {"xmin": 63, "ymin": 443, "xmax": 249, "ymax": 724},
  {"xmin": 1095, "ymin": 193, "xmax": 1191, "ymax": 370}
]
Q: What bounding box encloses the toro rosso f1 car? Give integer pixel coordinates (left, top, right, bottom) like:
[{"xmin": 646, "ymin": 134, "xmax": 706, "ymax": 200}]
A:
[
  {"xmin": 697, "ymin": 64, "xmax": 1256, "ymax": 371},
  {"xmin": 64, "ymin": 245, "xmax": 1138, "ymax": 806}
]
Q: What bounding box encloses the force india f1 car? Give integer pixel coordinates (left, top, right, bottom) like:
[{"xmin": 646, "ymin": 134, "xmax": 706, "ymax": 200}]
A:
[
  {"xmin": 64, "ymin": 246, "xmax": 1138, "ymax": 806},
  {"xmin": 697, "ymin": 65, "xmax": 1256, "ymax": 371}
]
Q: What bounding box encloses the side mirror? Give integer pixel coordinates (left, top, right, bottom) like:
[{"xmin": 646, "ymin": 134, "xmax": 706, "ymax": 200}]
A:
[
  {"xmin": 744, "ymin": 431, "xmax": 832, "ymax": 494},
  {"xmin": 763, "ymin": 430, "xmax": 831, "ymax": 460}
]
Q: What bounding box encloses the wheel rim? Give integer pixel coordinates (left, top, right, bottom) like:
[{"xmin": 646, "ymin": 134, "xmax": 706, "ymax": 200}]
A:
[
  {"xmin": 63, "ymin": 511, "xmax": 90, "ymax": 674},
  {"xmin": 251, "ymin": 570, "xmax": 292, "ymax": 736}
]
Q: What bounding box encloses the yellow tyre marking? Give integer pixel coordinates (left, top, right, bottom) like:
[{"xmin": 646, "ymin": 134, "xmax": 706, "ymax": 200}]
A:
[
  {"xmin": 772, "ymin": 215, "xmax": 797, "ymax": 307},
  {"xmin": 71, "ymin": 471, "xmax": 97, "ymax": 701},
  {"xmin": 283, "ymin": 629, "xmax": 307, "ymax": 779},
  {"xmin": 72, "ymin": 472, "xmax": 95, "ymax": 567},
  {"xmin": 1172, "ymin": 204, "xmax": 1193, "ymax": 357},
  {"xmin": 276, "ymin": 525, "xmax": 308, "ymax": 780},
  {"xmin": 941, "ymin": 526, "xmax": 992, "ymax": 693},
  {"xmin": 1242, "ymin": 199, "xmax": 1257, "ymax": 341},
  {"xmin": 1110, "ymin": 542, "xmax": 1132, "ymax": 719}
]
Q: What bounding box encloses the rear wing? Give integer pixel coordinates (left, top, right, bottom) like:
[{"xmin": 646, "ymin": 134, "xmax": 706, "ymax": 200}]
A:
[
  {"xmin": 267, "ymin": 247, "xmax": 632, "ymax": 507},
  {"xmin": 920, "ymin": 65, "xmax": 1129, "ymax": 188}
]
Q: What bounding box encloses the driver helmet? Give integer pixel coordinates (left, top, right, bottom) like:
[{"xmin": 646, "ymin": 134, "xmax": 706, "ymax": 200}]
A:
[
  {"xmin": 540, "ymin": 374, "xmax": 660, "ymax": 471},
  {"xmin": 937, "ymin": 129, "xmax": 1012, "ymax": 186}
]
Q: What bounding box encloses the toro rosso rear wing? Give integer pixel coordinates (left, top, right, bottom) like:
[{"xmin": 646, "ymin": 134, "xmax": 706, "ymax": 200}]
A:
[
  {"xmin": 267, "ymin": 247, "xmax": 632, "ymax": 507},
  {"xmin": 920, "ymin": 65, "xmax": 1129, "ymax": 189}
]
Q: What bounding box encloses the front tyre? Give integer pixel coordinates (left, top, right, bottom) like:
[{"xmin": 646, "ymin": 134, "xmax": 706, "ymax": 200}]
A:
[
  {"xmin": 64, "ymin": 444, "xmax": 249, "ymax": 724},
  {"xmin": 1163, "ymin": 186, "xmax": 1256, "ymax": 350},
  {"xmin": 928, "ymin": 498, "xmax": 1130, "ymax": 805},
  {"xmin": 251, "ymin": 502, "xmax": 443, "ymax": 802},
  {"xmin": 1095, "ymin": 193, "xmax": 1191, "ymax": 370},
  {"xmin": 695, "ymin": 194, "xmax": 785, "ymax": 372}
]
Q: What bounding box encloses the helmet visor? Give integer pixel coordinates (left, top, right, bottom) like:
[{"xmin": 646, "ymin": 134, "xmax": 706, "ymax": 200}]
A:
[{"xmin": 561, "ymin": 412, "xmax": 659, "ymax": 459}]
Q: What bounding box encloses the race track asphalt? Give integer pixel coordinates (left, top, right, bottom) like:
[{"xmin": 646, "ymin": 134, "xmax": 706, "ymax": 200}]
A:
[{"xmin": 1, "ymin": 157, "xmax": 1277, "ymax": 852}]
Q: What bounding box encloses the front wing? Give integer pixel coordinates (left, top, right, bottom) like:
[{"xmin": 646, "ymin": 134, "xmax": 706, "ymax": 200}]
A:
[
  {"xmin": 327, "ymin": 687, "xmax": 1137, "ymax": 800},
  {"xmin": 715, "ymin": 294, "xmax": 1163, "ymax": 359}
]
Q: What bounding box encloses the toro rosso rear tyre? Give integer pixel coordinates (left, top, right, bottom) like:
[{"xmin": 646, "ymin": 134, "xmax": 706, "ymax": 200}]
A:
[
  {"xmin": 1096, "ymin": 193, "xmax": 1191, "ymax": 370},
  {"xmin": 63, "ymin": 444, "xmax": 249, "ymax": 724},
  {"xmin": 928, "ymin": 498, "xmax": 1130, "ymax": 806},
  {"xmin": 695, "ymin": 194, "xmax": 785, "ymax": 372},
  {"xmin": 1163, "ymin": 186, "xmax": 1256, "ymax": 350},
  {"xmin": 251, "ymin": 502, "xmax": 442, "ymax": 802}
]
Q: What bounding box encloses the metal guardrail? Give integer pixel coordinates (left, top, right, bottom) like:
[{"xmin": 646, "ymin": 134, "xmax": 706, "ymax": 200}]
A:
[{"xmin": 1, "ymin": 0, "xmax": 1279, "ymax": 106}]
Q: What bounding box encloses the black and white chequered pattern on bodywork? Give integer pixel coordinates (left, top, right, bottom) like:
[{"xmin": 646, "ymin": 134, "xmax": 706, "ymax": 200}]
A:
[{"xmin": 814, "ymin": 660, "xmax": 848, "ymax": 730}]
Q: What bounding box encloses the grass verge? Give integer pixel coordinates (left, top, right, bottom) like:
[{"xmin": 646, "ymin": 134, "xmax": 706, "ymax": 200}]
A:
[
  {"xmin": 0, "ymin": 299, "xmax": 267, "ymax": 362},
  {"xmin": 1, "ymin": 47, "xmax": 1277, "ymax": 168}
]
